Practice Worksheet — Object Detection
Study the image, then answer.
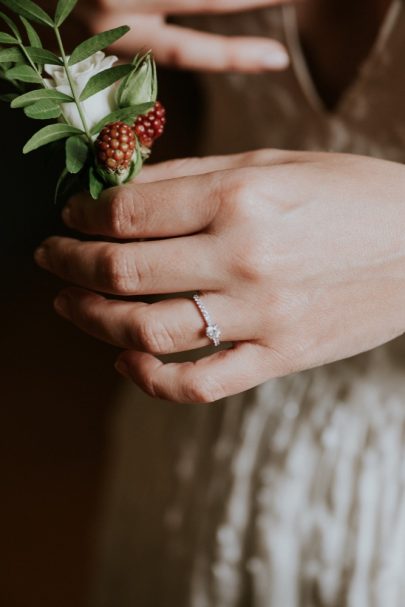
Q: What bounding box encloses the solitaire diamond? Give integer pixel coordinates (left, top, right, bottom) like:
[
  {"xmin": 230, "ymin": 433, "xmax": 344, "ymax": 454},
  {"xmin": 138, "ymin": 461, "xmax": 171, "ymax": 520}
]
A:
[{"xmin": 206, "ymin": 324, "xmax": 222, "ymax": 347}]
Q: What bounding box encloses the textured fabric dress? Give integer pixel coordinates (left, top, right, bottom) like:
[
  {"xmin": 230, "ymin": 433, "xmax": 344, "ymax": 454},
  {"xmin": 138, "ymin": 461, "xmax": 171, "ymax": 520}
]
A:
[{"xmin": 92, "ymin": 2, "xmax": 405, "ymax": 606}]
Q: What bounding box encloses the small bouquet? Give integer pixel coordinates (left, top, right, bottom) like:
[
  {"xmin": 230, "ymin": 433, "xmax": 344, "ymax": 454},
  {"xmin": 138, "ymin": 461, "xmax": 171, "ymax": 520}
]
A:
[{"xmin": 0, "ymin": 0, "xmax": 166, "ymax": 200}]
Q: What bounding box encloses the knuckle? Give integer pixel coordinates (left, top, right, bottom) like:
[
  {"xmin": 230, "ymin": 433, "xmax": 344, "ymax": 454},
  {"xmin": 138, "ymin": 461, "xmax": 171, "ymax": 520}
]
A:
[
  {"xmin": 107, "ymin": 187, "xmax": 136, "ymax": 237},
  {"xmin": 241, "ymin": 149, "xmax": 265, "ymax": 166},
  {"xmin": 100, "ymin": 245, "xmax": 135, "ymax": 294},
  {"xmin": 224, "ymin": 39, "xmax": 246, "ymax": 71},
  {"xmin": 166, "ymin": 44, "xmax": 187, "ymax": 69},
  {"xmin": 121, "ymin": 316, "xmax": 141, "ymax": 350},
  {"xmin": 223, "ymin": 174, "xmax": 253, "ymax": 209},
  {"xmin": 183, "ymin": 375, "xmax": 224, "ymax": 404},
  {"xmin": 231, "ymin": 240, "xmax": 270, "ymax": 282},
  {"xmin": 137, "ymin": 318, "xmax": 178, "ymax": 355},
  {"xmin": 218, "ymin": 169, "xmax": 261, "ymax": 221},
  {"xmin": 142, "ymin": 376, "xmax": 159, "ymax": 400}
]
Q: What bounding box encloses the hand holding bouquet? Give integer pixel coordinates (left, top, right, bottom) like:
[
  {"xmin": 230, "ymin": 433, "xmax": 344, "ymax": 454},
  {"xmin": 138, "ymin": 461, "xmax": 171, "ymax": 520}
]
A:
[{"xmin": 0, "ymin": 0, "xmax": 165, "ymax": 199}]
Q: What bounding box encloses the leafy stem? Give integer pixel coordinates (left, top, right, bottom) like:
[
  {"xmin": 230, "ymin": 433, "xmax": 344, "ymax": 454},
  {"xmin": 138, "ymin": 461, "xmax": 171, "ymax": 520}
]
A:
[
  {"xmin": 17, "ymin": 42, "xmax": 71, "ymax": 122},
  {"xmin": 18, "ymin": 42, "xmax": 44, "ymax": 84},
  {"xmin": 54, "ymin": 25, "xmax": 93, "ymax": 148}
]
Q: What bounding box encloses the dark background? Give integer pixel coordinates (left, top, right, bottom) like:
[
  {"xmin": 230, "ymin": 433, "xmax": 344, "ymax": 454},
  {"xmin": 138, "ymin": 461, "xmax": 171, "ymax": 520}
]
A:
[{"xmin": 0, "ymin": 66, "xmax": 201, "ymax": 607}]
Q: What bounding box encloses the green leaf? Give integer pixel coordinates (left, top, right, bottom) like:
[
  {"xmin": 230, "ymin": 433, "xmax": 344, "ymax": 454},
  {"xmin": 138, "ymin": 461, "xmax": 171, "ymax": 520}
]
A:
[
  {"xmin": 80, "ymin": 63, "xmax": 133, "ymax": 102},
  {"xmin": 55, "ymin": 0, "xmax": 78, "ymax": 27},
  {"xmin": 0, "ymin": 46, "xmax": 24, "ymax": 62},
  {"xmin": 0, "ymin": 32, "xmax": 18, "ymax": 44},
  {"xmin": 90, "ymin": 104, "xmax": 153, "ymax": 135},
  {"xmin": 65, "ymin": 135, "xmax": 88, "ymax": 174},
  {"xmin": 23, "ymin": 123, "xmax": 83, "ymax": 154},
  {"xmin": 0, "ymin": 11, "xmax": 22, "ymax": 41},
  {"xmin": 89, "ymin": 166, "xmax": 104, "ymax": 200},
  {"xmin": 24, "ymin": 99, "xmax": 62, "ymax": 119},
  {"xmin": 0, "ymin": 0, "xmax": 54, "ymax": 27},
  {"xmin": 6, "ymin": 64, "xmax": 41, "ymax": 82},
  {"xmin": 25, "ymin": 46, "xmax": 62, "ymax": 65},
  {"xmin": 69, "ymin": 25, "xmax": 130, "ymax": 66},
  {"xmin": 20, "ymin": 16, "xmax": 41, "ymax": 47},
  {"xmin": 12, "ymin": 87, "xmax": 73, "ymax": 108}
]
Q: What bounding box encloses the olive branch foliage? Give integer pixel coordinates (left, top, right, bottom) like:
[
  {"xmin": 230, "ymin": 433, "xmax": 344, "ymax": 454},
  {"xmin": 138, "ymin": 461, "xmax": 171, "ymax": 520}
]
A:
[{"xmin": 0, "ymin": 0, "xmax": 154, "ymax": 199}]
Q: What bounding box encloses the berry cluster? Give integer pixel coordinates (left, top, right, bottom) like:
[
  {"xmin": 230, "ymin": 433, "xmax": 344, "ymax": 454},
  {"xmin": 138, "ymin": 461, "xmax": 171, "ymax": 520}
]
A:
[
  {"xmin": 134, "ymin": 101, "xmax": 166, "ymax": 148},
  {"xmin": 96, "ymin": 101, "xmax": 166, "ymax": 174},
  {"xmin": 96, "ymin": 121, "xmax": 136, "ymax": 173}
]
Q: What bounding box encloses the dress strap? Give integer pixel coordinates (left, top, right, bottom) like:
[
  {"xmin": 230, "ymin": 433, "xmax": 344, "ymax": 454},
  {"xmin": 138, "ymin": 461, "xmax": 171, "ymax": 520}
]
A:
[{"xmin": 281, "ymin": 0, "xmax": 404, "ymax": 116}]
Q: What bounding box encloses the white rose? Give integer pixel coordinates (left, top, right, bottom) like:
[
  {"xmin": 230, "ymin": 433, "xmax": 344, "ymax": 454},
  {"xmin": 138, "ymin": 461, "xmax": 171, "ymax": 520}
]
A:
[{"xmin": 44, "ymin": 51, "xmax": 118, "ymax": 133}]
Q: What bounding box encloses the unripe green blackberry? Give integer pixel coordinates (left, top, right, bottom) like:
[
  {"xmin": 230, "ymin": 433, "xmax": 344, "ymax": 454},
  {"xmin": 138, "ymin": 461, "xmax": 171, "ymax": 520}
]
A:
[{"xmin": 96, "ymin": 121, "xmax": 136, "ymax": 173}]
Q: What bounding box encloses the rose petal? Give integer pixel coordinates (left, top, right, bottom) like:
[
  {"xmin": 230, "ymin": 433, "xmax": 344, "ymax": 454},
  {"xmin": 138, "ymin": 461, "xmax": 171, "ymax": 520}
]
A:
[{"xmin": 43, "ymin": 51, "xmax": 119, "ymax": 131}]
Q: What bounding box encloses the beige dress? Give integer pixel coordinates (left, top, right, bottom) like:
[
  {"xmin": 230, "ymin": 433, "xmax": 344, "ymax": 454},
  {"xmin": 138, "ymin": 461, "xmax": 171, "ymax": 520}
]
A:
[{"xmin": 92, "ymin": 3, "xmax": 405, "ymax": 606}]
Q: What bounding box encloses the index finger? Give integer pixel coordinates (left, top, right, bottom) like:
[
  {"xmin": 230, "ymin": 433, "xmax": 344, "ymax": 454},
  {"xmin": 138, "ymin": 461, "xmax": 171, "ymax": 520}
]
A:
[
  {"xmin": 63, "ymin": 170, "xmax": 222, "ymax": 239},
  {"xmin": 80, "ymin": 12, "xmax": 289, "ymax": 72}
]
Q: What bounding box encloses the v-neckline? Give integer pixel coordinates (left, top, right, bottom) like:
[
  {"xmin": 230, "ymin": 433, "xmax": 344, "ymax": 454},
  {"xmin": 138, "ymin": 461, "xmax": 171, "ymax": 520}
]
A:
[{"xmin": 282, "ymin": 0, "xmax": 402, "ymax": 118}]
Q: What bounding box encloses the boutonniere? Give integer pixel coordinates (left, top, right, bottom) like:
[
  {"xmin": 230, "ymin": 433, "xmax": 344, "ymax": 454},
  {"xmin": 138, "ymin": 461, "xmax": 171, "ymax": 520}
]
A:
[{"xmin": 0, "ymin": 0, "xmax": 166, "ymax": 200}]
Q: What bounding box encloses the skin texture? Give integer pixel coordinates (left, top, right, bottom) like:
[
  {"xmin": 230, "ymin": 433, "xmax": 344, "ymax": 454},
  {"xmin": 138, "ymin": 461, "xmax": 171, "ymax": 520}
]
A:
[
  {"xmin": 67, "ymin": 0, "xmax": 291, "ymax": 71},
  {"xmin": 35, "ymin": 151, "xmax": 405, "ymax": 403}
]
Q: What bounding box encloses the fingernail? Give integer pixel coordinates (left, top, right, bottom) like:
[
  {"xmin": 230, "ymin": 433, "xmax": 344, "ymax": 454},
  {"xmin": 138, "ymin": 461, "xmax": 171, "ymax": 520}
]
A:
[
  {"xmin": 115, "ymin": 360, "xmax": 131, "ymax": 380},
  {"xmin": 62, "ymin": 205, "xmax": 72, "ymax": 227},
  {"xmin": 34, "ymin": 246, "xmax": 49, "ymax": 269},
  {"xmin": 54, "ymin": 294, "xmax": 70, "ymax": 319},
  {"xmin": 261, "ymin": 50, "xmax": 289, "ymax": 69}
]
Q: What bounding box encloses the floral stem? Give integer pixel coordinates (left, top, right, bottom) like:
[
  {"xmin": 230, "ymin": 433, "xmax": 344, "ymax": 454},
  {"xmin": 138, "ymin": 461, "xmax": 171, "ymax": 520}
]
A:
[
  {"xmin": 54, "ymin": 26, "xmax": 93, "ymax": 147},
  {"xmin": 19, "ymin": 44, "xmax": 46, "ymax": 87}
]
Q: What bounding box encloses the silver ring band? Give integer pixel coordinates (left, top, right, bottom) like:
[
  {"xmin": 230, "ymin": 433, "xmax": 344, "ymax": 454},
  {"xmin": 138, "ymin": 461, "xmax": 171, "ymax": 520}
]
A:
[{"xmin": 193, "ymin": 294, "xmax": 222, "ymax": 347}]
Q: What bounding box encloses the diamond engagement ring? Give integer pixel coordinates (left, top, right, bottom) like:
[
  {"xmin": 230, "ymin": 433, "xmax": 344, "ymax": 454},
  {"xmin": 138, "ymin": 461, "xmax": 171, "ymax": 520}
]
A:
[{"xmin": 192, "ymin": 294, "xmax": 222, "ymax": 347}]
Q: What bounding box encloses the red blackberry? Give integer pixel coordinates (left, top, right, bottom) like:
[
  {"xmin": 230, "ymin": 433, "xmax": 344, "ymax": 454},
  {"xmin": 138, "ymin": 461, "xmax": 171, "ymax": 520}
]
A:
[
  {"xmin": 134, "ymin": 101, "xmax": 166, "ymax": 148},
  {"xmin": 96, "ymin": 121, "xmax": 136, "ymax": 173}
]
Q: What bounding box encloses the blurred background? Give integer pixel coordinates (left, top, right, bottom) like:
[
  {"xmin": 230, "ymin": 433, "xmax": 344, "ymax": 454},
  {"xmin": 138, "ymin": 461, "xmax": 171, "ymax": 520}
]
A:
[{"xmin": 0, "ymin": 59, "xmax": 202, "ymax": 605}]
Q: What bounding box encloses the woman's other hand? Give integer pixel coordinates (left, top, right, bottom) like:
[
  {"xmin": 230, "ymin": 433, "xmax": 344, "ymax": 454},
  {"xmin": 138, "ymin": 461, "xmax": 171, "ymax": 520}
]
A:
[{"xmin": 70, "ymin": 0, "xmax": 290, "ymax": 72}]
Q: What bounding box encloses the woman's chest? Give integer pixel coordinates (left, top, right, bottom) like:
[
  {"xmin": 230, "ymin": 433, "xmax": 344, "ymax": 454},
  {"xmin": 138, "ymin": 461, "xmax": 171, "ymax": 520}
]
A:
[
  {"xmin": 180, "ymin": 1, "xmax": 405, "ymax": 160},
  {"xmin": 295, "ymin": 0, "xmax": 394, "ymax": 108}
]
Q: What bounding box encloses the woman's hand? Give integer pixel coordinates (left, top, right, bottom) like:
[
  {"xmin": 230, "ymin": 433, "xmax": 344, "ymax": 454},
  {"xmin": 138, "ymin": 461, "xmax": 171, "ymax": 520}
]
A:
[
  {"xmin": 71, "ymin": 0, "xmax": 290, "ymax": 72},
  {"xmin": 35, "ymin": 151, "xmax": 405, "ymax": 403}
]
